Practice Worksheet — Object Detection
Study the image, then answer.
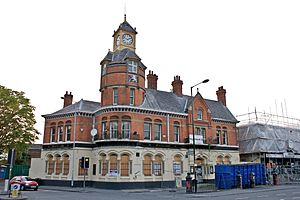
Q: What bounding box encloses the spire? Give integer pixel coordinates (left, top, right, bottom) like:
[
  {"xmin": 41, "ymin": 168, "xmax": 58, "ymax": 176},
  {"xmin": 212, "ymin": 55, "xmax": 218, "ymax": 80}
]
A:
[{"xmin": 124, "ymin": 14, "xmax": 127, "ymax": 22}]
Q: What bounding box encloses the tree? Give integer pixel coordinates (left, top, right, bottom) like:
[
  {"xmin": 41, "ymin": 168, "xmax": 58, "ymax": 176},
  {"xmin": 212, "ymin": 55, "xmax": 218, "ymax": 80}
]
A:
[{"xmin": 0, "ymin": 85, "xmax": 39, "ymax": 162}]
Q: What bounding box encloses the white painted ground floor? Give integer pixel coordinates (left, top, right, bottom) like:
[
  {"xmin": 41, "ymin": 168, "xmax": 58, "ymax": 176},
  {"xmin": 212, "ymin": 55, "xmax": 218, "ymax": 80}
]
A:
[{"xmin": 29, "ymin": 143, "xmax": 239, "ymax": 188}]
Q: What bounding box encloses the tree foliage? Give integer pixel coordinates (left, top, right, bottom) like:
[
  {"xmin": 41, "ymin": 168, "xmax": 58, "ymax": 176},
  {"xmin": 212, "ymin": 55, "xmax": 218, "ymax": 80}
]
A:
[{"xmin": 0, "ymin": 85, "xmax": 39, "ymax": 159}]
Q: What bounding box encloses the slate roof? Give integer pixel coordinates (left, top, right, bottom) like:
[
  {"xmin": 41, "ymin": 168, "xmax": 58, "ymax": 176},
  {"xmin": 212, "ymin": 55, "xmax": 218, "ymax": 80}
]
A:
[
  {"xmin": 101, "ymin": 48, "xmax": 146, "ymax": 69},
  {"xmin": 44, "ymin": 90, "xmax": 237, "ymax": 123},
  {"xmin": 140, "ymin": 89, "xmax": 189, "ymax": 113},
  {"xmin": 140, "ymin": 89, "xmax": 238, "ymax": 123},
  {"xmin": 118, "ymin": 20, "xmax": 137, "ymax": 34},
  {"xmin": 43, "ymin": 99, "xmax": 101, "ymax": 117},
  {"xmin": 113, "ymin": 17, "xmax": 137, "ymax": 35}
]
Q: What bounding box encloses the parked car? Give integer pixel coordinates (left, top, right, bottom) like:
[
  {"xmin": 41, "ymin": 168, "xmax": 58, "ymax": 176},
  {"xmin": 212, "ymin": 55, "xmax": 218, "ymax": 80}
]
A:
[{"xmin": 10, "ymin": 176, "xmax": 38, "ymax": 191}]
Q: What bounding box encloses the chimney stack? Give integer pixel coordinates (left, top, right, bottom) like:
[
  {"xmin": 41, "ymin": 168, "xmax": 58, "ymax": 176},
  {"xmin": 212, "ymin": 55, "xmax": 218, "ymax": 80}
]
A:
[
  {"xmin": 147, "ymin": 70, "xmax": 158, "ymax": 90},
  {"xmin": 216, "ymin": 86, "xmax": 226, "ymax": 106},
  {"xmin": 172, "ymin": 75, "xmax": 183, "ymax": 96},
  {"xmin": 61, "ymin": 91, "xmax": 73, "ymax": 108}
]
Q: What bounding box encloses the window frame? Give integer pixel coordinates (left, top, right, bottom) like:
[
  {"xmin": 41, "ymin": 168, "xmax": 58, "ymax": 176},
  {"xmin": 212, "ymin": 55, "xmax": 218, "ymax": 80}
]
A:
[
  {"xmin": 174, "ymin": 124, "xmax": 180, "ymax": 143},
  {"xmin": 110, "ymin": 121, "xmax": 118, "ymax": 139},
  {"xmin": 57, "ymin": 125, "xmax": 63, "ymax": 142},
  {"xmin": 201, "ymin": 128, "xmax": 206, "ymax": 144},
  {"xmin": 216, "ymin": 128, "xmax": 221, "ymax": 144},
  {"xmin": 50, "ymin": 126, "xmax": 56, "ymax": 143},
  {"xmin": 222, "ymin": 128, "xmax": 228, "ymax": 145},
  {"xmin": 197, "ymin": 109, "xmax": 203, "ymax": 120},
  {"xmin": 154, "ymin": 123, "xmax": 162, "ymax": 141},
  {"xmin": 113, "ymin": 88, "xmax": 118, "ymax": 105},
  {"xmin": 127, "ymin": 60, "xmax": 137, "ymax": 73},
  {"xmin": 102, "ymin": 121, "xmax": 107, "ymax": 139},
  {"xmin": 121, "ymin": 120, "xmax": 131, "ymax": 139},
  {"xmin": 129, "ymin": 88, "xmax": 134, "ymax": 105},
  {"xmin": 144, "ymin": 122, "xmax": 151, "ymax": 140},
  {"xmin": 65, "ymin": 124, "xmax": 71, "ymax": 142}
]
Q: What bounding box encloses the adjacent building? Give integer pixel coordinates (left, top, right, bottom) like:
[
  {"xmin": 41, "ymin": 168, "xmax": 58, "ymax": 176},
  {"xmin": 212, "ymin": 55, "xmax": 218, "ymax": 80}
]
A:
[
  {"xmin": 238, "ymin": 111, "xmax": 300, "ymax": 166},
  {"xmin": 30, "ymin": 16, "xmax": 239, "ymax": 188}
]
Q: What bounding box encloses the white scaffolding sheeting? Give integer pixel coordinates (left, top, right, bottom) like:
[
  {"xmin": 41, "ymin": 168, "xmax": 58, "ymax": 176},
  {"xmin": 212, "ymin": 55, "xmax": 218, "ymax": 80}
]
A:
[{"xmin": 237, "ymin": 112, "xmax": 300, "ymax": 154}]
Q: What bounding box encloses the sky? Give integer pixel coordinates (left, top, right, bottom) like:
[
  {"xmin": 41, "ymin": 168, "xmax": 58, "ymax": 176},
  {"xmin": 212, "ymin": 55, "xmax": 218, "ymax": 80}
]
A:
[{"xmin": 1, "ymin": 0, "xmax": 300, "ymax": 143}]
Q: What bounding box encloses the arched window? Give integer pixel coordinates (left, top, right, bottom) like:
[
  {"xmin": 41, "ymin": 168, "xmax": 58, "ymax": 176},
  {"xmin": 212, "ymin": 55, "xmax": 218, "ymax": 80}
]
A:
[
  {"xmin": 173, "ymin": 155, "xmax": 183, "ymax": 175},
  {"xmin": 120, "ymin": 154, "xmax": 130, "ymax": 176},
  {"xmin": 224, "ymin": 156, "xmax": 231, "ymax": 164},
  {"xmin": 153, "ymin": 155, "xmax": 163, "ymax": 176},
  {"xmin": 195, "ymin": 157, "xmax": 205, "ymax": 165},
  {"xmin": 65, "ymin": 121, "xmax": 72, "ymax": 142},
  {"xmin": 62, "ymin": 154, "xmax": 69, "ymax": 175},
  {"xmin": 143, "ymin": 154, "xmax": 152, "ymax": 176},
  {"xmin": 50, "ymin": 123, "xmax": 56, "ymax": 143},
  {"xmin": 222, "ymin": 127, "xmax": 228, "ymax": 145},
  {"xmin": 144, "ymin": 118, "xmax": 152, "ymax": 140},
  {"xmin": 55, "ymin": 155, "xmax": 62, "ymax": 175},
  {"xmin": 216, "ymin": 155, "xmax": 223, "ymax": 164},
  {"xmin": 46, "ymin": 155, "xmax": 54, "ymax": 175},
  {"xmin": 197, "ymin": 109, "xmax": 203, "ymax": 120},
  {"xmin": 109, "ymin": 154, "xmax": 118, "ymax": 176},
  {"xmin": 174, "ymin": 122, "xmax": 180, "ymax": 143},
  {"xmin": 99, "ymin": 154, "xmax": 108, "ymax": 176}
]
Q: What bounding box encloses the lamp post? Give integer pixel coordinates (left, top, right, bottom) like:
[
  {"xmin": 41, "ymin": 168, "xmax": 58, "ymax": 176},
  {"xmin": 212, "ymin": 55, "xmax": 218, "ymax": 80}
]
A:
[{"xmin": 190, "ymin": 79, "xmax": 209, "ymax": 193}]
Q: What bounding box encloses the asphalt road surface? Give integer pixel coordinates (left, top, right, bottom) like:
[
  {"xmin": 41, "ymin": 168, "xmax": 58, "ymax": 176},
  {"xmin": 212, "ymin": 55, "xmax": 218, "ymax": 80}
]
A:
[{"xmin": 12, "ymin": 185, "xmax": 300, "ymax": 200}]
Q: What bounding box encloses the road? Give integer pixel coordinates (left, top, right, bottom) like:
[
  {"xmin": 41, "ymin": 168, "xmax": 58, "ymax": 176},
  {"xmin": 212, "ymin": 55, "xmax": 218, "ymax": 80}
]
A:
[{"xmin": 12, "ymin": 185, "xmax": 300, "ymax": 200}]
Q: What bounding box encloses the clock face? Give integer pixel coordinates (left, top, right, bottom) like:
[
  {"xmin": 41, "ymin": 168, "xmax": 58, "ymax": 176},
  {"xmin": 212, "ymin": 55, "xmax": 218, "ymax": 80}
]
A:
[
  {"xmin": 122, "ymin": 34, "xmax": 133, "ymax": 45},
  {"xmin": 116, "ymin": 35, "xmax": 120, "ymax": 46}
]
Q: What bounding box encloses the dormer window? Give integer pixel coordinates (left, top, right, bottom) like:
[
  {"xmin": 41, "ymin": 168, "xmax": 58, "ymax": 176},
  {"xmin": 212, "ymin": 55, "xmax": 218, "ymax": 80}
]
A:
[{"xmin": 128, "ymin": 61, "xmax": 137, "ymax": 73}]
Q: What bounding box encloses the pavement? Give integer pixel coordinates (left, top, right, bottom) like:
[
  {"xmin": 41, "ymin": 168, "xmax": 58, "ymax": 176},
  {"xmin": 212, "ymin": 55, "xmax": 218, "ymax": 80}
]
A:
[{"xmin": 1, "ymin": 179, "xmax": 299, "ymax": 198}]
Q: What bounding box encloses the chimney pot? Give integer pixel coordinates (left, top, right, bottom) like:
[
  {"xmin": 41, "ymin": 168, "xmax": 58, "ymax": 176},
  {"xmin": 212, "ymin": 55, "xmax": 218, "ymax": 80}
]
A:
[
  {"xmin": 172, "ymin": 75, "xmax": 183, "ymax": 96},
  {"xmin": 147, "ymin": 70, "xmax": 158, "ymax": 90},
  {"xmin": 63, "ymin": 91, "xmax": 73, "ymax": 108},
  {"xmin": 216, "ymin": 86, "xmax": 227, "ymax": 106}
]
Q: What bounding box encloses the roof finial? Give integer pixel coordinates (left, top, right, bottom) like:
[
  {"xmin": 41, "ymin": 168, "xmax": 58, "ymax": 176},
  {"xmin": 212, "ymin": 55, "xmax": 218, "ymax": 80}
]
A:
[{"xmin": 124, "ymin": 0, "xmax": 127, "ymax": 22}]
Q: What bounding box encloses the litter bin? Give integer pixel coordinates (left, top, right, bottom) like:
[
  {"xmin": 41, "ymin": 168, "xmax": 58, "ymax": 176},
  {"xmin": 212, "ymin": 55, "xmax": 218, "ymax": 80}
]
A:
[
  {"xmin": 273, "ymin": 173, "xmax": 278, "ymax": 185},
  {"xmin": 250, "ymin": 172, "xmax": 255, "ymax": 188},
  {"xmin": 185, "ymin": 173, "xmax": 192, "ymax": 193}
]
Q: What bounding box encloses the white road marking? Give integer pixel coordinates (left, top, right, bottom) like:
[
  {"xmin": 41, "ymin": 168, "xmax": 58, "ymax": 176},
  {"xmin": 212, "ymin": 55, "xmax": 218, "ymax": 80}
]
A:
[
  {"xmin": 276, "ymin": 193, "xmax": 286, "ymax": 196},
  {"xmin": 257, "ymin": 195, "xmax": 269, "ymax": 198},
  {"xmin": 293, "ymin": 192, "xmax": 300, "ymax": 194},
  {"xmin": 236, "ymin": 198, "xmax": 249, "ymax": 200}
]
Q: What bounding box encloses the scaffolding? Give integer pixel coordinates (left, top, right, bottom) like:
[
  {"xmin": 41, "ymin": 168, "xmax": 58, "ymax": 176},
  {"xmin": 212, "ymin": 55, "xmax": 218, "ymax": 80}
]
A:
[{"xmin": 237, "ymin": 111, "xmax": 300, "ymax": 130}]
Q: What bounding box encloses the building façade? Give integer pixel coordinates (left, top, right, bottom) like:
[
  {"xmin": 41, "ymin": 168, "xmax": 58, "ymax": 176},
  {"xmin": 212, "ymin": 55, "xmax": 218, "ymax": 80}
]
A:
[{"xmin": 30, "ymin": 16, "xmax": 240, "ymax": 189}]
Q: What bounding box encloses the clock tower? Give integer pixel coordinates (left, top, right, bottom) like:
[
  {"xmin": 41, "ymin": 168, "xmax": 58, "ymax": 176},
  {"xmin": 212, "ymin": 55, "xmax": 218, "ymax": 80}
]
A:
[
  {"xmin": 113, "ymin": 14, "xmax": 137, "ymax": 51},
  {"xmin": 100, "ymin": 15, "xmax": 146, "ymax": 107}
]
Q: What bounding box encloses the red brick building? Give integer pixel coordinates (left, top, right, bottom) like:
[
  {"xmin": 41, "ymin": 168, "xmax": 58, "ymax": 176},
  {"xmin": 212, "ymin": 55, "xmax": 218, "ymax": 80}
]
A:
[{"xmin": 30, "ymin": 16, "xmax": 239, "ymax": 189}]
